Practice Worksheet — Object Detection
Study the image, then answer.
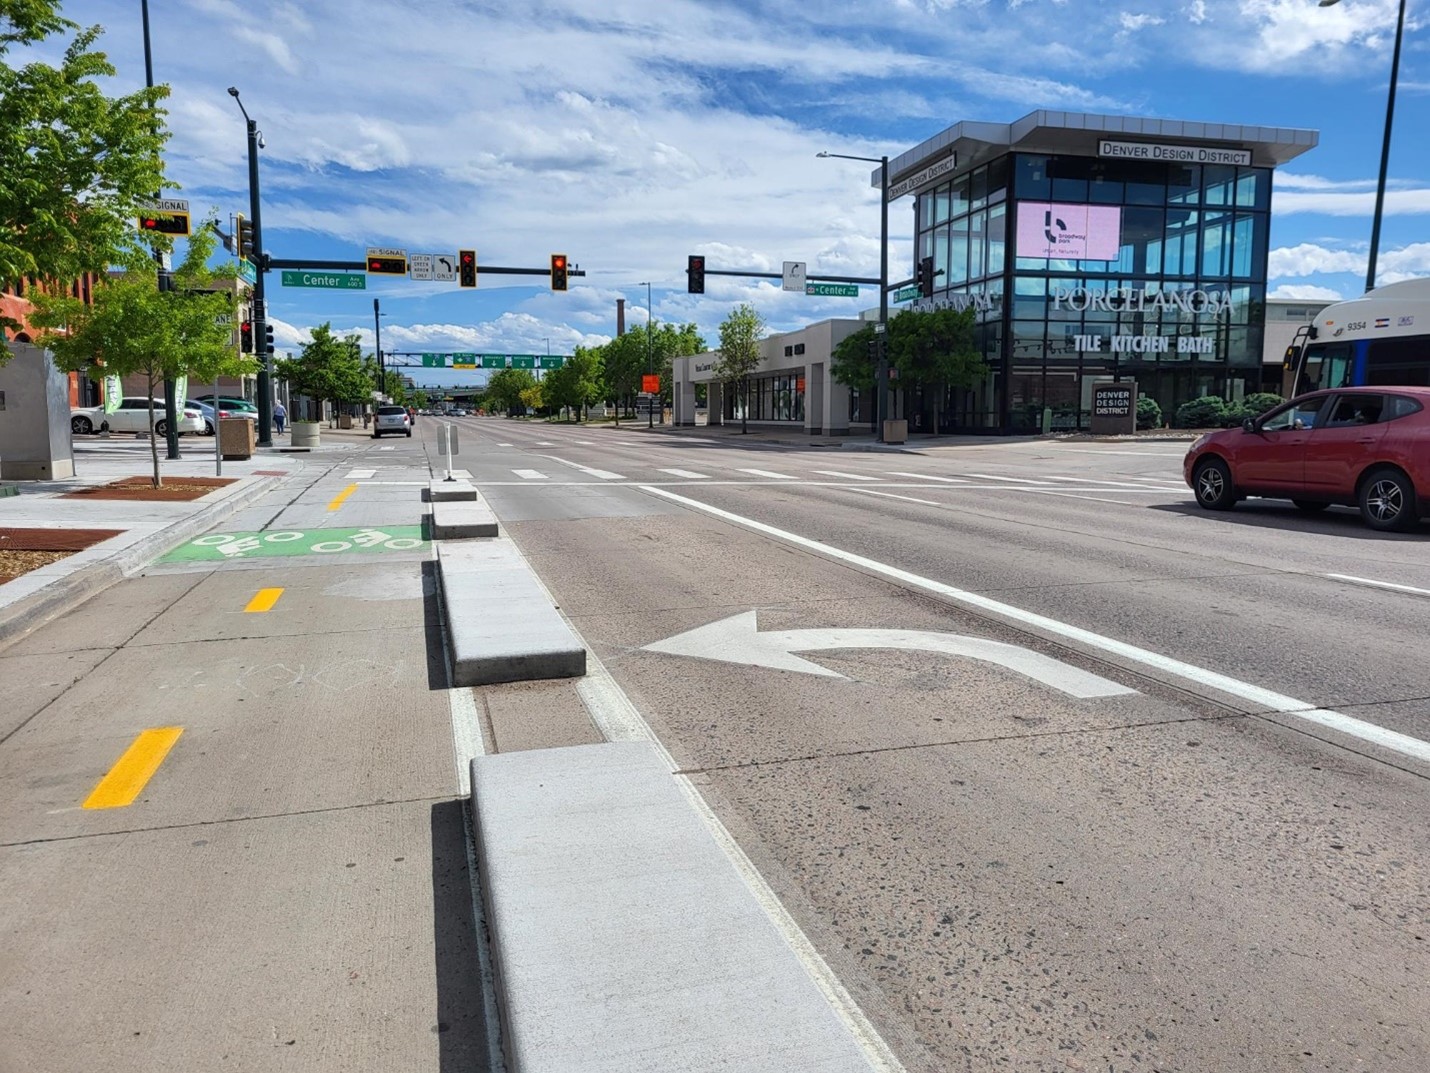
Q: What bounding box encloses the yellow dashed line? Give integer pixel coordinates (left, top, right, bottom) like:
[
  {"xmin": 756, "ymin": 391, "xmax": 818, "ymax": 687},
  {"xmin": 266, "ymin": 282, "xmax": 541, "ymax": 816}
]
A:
[
  {"xmin": 327, "ymin": 483, "xmax": 358, "ymax": 511},
  {"xmin": 83, "ymin": 728, "xmax": 184, "ymax": 810},
  {"xmin": 244, "ymin": 587, "xmax": 284, "ymax": 613}
]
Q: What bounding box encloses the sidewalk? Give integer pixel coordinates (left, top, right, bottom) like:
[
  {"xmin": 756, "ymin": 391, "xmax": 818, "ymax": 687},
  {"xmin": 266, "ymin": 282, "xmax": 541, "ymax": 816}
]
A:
[
  {"xmin": 0, "ymin": 435, "xmax": 356, "ymax": 649},
  {"xmin": 570, "ymin": 417, "xmax": 1035, "ymax": 453}
]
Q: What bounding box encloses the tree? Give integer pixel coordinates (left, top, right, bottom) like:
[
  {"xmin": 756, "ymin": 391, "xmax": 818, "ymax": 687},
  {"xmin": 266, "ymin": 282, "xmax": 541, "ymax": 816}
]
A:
[
  {"xmin": 519, "ymin": 382, "xmax": 544, "ymax": 415},
  {"xmin": 276, "ymin": 324, "xmax": 370, "ymax": 425},
  {"xmin": 885, "ymin": 305, "xmax": 985, "ymax": 432},
  {"xmin": 831, "ymin": 323, "xmax": 878, "ymax": 396},
  {"xmin": 2, "ymin": 3, "xmax": 170, "ymax": 360},
  {"xmin": 653, "ymin": 322, "xmax": 705, "ymax": 403},
  {"xmin": 543, "ymin": 346, "xmax": 602, "ymax": 421},
  {"xmin": 485, "ymin": 367, "xmax": 536, "ymax": 414},
  {"xmin": 31, "ymin": 221, "xmax": 250, "ymax": 485},
  {"xmin": 411, "ymin": 389, "xmax": 430, "ymax": 412},
  {"xmin": 599, "ymin": 330, "xmax": 647, "ymax": 423},
  {"xmin": 714, "ymin": 303, "xmax": 765, "ymax": 434}
]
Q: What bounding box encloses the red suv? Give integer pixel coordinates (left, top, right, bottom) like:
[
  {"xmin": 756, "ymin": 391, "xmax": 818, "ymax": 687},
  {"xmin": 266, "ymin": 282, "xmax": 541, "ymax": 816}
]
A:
[{"xmin": 1184, "ymin": 387, "xmax": 1430, "ymax": 532}]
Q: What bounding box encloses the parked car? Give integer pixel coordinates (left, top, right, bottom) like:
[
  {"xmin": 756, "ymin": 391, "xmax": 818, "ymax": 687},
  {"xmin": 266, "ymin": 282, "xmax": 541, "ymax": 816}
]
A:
[
  {"xmin": 372, "ymin": 404, "xmax": 411, "ymax": 438},
  {"xmin": 195, "ymin": 395, "xmax": 259, "ymax": 416},
  {"xmin": 70, "ymin": 397, "xmax": 205, "ymax": 437},
  {"xmin": 186, "ymin": 399, "xmax": 255, "ymax": 436},
  {"xmin": 1184, "ymin": 386, "xmax": 1430, "ymax": 532}
]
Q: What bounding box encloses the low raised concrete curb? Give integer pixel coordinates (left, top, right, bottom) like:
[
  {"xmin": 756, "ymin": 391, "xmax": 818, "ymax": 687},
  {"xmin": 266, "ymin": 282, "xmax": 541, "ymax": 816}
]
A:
[
  {"xmin": 469, "ymin": 741, "xmax": 878, "ymax": 1073},
  {"xmin": 431, "ymin": 499, "xmax": 498, "ymax": 539},
  {"xmin": 437, "ymin": 538, "xmax": 585, "ymax": 685},
  {"xmin": 427, "ymin": 479, "xmax": 477, "ymax": 502},
  {"xmin": 0, "ymin": 475, "xmax": 277, "ymax": 651}
]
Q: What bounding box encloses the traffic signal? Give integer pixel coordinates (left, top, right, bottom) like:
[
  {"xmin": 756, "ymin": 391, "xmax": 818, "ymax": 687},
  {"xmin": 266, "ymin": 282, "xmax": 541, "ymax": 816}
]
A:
[
  {"xmin": 550, "ymin": 254, "xmax": 568, "ymax": 291},
  {"xmin": 240, "ymin": 320, "xmax": 253, "ymax": 353},
  {"xmin": 264, "ymin": 324, "xmax": 275, "ymax": 355},
  {"xmin": 236, "ymin": 215, "xmax": 255, "ymax": 260},
  {"xmin": 917, "ymin": 256, "xmax": 935, "ymax": 297},
  {"xmin": 367, "ymin": 255, "xmax": 407, "ymax": 275},
  {"xmin": 139, "ymin": 212, "xmax": 190, "ymax": 236},
  {"xmin": 687, "ymin": 255, "xmax": 705, "ymax": 294},
  {"xmin": 459, "ymin": 249, "xmax": 477, "ymax": 289}
]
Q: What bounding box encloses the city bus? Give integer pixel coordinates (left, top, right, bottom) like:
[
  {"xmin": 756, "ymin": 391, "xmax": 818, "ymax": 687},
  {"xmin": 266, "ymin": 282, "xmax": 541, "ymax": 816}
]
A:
[{"xmin": 1287, "ymin": 277, "xmax": 1430, "ymax": 396}]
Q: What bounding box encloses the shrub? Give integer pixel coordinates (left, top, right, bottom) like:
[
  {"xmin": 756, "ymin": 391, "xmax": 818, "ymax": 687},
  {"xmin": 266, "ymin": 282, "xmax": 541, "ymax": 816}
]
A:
[
  {"xmin": 1174, "ymin": 395, "xmax": 1229, "ymax": 429},
  {"xmin": 1135, "ymin": 396, "xmax": 1162, "ymax": 430},
  {"xmin": 1225, "ymin": 392, "xmax": 1284, "ymax": 426}
]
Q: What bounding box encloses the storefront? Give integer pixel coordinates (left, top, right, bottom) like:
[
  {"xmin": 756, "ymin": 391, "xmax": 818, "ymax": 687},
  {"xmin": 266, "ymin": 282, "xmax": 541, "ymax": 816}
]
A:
[{"xmin": 885, "ymin": 111, "xmax": 1317, "ymax": 432}]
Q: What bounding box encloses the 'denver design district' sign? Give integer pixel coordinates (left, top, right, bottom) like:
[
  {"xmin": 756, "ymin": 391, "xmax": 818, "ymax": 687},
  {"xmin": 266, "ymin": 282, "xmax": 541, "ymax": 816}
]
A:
[{"xmin": 1090, "ymin": 383, "xmax": 1137, "ymax": 436}]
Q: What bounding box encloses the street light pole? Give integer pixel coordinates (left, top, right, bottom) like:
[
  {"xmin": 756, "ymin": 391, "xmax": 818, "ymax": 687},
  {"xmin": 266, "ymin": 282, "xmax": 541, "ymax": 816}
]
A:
[
  {"xmin": 817, "ymin": 151, "xmax": 889, "ymax": 440},
  {"xmin": 228, "ymin": 87, "xmax": 272, "ymax": 446},
  {"xmin": 374, "ymin": 297, "xmax": 384, "ymax": 396},
  {"xmin": 1321, "ymin": 0, "xmax": 1407, "ymax": 293},
  {"xmin": 141, "ymin": 0, "xmax": 181, "ymax": 461}
]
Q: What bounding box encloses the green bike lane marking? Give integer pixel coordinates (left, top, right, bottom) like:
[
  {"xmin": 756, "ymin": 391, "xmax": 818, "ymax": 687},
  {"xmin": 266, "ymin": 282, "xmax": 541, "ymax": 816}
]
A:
[{"xmin": 160, "ymin": 525, "xmax": 429, "ymax": 562}]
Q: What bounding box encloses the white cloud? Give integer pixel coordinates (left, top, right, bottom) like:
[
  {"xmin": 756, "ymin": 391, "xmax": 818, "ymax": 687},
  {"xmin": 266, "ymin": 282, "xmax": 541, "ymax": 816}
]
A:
[
  {"xmin": 1268, "ymin": 284, "xmax": 1345, "ymax": 301},
  {"xmin": 1273, "ymin": 189, "xmax": 1430, "ymax": 216},
  {"xmin": 1268, "ymin": 243, "xmax": 1365, "ymax": 278},
  {"xmin": 1187, "ymin": 0, "xmax": 1208, "ymax": 24},
  {"xmin": 1119, "ymin": 12, "xmax": 1166, "ymax": 32}
]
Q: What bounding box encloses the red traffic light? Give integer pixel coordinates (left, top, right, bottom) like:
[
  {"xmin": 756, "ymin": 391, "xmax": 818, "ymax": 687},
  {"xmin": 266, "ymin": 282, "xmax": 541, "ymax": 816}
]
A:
[
  {"xmin": 138, "ymin": 212, "xmax": 189, "ymax": 236},
  {"xmin": 550, "ymin": 253, "xmax": 569, "ymax": 292},
  {"xmin": 367, "ymin": 255, "xmax": 407, "ymax": 276},
  {"xmin": 461, "ymin": 252, "xmax": 474, "ymax": 265}
]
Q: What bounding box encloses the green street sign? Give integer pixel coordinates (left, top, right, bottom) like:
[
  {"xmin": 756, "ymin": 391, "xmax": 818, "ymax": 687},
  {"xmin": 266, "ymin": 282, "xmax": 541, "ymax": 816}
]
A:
[
  {"xmin": 238, "ymin": 258, "xmax": 257, "ymax": 285},
  {"xmin": 281, "ymin": 270, "xmax": 367, "ymax": 290},
  {"xmin": 806, "ymin": 282, "xmax": 860, "ymax": 298},
  {"xmin": 420, "ymin": 353, "xmax": 567, "ymax": 369},
  {"xmin": 893, "ymin": 284, "xmax": 921, "ymax": 302}
]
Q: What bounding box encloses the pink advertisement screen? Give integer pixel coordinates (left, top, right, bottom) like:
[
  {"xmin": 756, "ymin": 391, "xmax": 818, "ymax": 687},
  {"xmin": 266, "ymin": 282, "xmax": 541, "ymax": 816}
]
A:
[{"xmin": 1016, "ymin": 202, "xmax": 1122, "ymax": 260}]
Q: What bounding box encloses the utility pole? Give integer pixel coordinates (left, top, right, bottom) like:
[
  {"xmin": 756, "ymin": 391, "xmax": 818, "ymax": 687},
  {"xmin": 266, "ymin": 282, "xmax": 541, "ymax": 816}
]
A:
[
  {"xmin": 228, "ymin": 88, "xmax": 272, "ymax": 446},
  {"xmin": 142, "ymin": 0, "xmax": 181, "ymax": 460}
]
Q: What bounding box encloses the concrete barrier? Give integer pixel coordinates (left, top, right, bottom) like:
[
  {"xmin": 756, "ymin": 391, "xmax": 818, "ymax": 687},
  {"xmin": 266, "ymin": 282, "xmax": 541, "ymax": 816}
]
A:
[
  {"xmin": 426, "ymin": 479, "xmax": 478, "ymax": 502},
  {"xmin": 469, "ymin": 741, "xmax": 879, "ymax": 1073},
  {"xmin": 437, "ymin": 538, "xmax": 585, "ymax": 685},
  {"xmin": 431, "ymin": 499, "xmax": 498, "ymax": 539}
]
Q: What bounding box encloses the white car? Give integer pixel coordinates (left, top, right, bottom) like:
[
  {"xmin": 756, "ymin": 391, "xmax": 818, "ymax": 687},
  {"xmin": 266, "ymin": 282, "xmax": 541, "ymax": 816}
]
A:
[
  {"xmin": 372, "ymin": 404, "xmax": 411, "ymax": 437},
  {"xmin": 70, "ymin": 397, "xmax": 205, "ymax": 437}
]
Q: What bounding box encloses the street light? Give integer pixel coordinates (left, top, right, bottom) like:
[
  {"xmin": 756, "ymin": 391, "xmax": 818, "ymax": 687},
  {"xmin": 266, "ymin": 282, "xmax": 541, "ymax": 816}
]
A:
[
  {"xmin": 227, "ymin": 86, "xmax": 273, "ymax": 446},
  {"xmin": 1321, "ymin": 0, "xmax": 1407, "ymax": 293},
  {"xmin": 818, "ymin": 150, "xmax": 889, "ymax": 440},
  {"xmin": 374, "ymin": 298, "xmax": 387, "ymax": 397},
  {"xmin": 639, "ymin": 282, "xmax": 654, "ymax": 427}
]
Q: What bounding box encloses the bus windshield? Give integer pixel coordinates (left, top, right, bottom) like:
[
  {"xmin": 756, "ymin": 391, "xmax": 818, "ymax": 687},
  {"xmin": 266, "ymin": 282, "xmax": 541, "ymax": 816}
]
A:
[{"xmin": 1289, "ymin": 279, "xmax": 1430, "ymax": 395}]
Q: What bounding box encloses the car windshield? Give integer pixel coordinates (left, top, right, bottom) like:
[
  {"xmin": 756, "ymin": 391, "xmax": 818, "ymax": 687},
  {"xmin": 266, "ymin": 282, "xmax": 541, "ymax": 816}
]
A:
[{"xmin": 378, "ymin": 406, "xmax": 406, "ymax": 415}]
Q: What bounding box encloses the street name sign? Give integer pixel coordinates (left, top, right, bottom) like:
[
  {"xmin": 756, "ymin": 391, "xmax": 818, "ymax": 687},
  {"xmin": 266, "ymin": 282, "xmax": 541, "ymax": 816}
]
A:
[
  {"xmin": 282, "ymin": 270, "xmax": 366, "ymax": 290},
  {"xmin": 782, "ymin": 261, "xmax": 807, "ymax": 293},
  {"xmin": 893, "ymin": 284, "xmax": 921, "ymax": 302},
  {"xmin": 806, "ymin": 283, "xmax": 859, "ymax": 297},
  {"xmin": 238, "ymin": 258, "xmax": 257, "ymax": 285}
]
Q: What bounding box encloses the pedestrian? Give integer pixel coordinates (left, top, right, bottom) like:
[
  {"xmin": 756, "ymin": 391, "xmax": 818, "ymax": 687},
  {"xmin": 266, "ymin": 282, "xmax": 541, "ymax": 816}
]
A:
[{"xmin": 272, "ymin": 400, "xmax": 287, "ymax": 434}]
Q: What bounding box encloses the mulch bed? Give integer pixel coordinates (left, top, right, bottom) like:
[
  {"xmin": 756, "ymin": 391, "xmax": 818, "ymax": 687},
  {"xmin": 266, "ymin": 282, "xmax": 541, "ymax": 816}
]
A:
[
  {"xmin": 0, "ymin": 527, "xmax": 123, "ymax": 587},
  {"xmin": 59, "ymin": 476, "xmax": 236, "ymax": 502}
]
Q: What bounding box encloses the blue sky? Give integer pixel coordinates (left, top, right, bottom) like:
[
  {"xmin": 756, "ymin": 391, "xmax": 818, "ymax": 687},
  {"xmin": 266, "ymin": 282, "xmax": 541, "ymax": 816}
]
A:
[{"xmin": 51, "ymin": 0, "xmax": 1430, "ymax": 387}]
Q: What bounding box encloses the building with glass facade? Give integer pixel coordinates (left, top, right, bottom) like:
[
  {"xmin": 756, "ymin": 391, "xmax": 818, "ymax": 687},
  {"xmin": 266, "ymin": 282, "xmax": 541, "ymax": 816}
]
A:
[{"xmin": 883, "ymin": 111, "xmax": 1318, "ymax": 432}]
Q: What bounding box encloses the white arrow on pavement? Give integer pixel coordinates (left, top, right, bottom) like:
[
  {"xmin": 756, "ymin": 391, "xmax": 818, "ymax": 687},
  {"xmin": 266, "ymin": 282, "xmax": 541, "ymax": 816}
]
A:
[{"xmin": 642, "ymin": 611, "xmax": 1136, "ymax": 700}]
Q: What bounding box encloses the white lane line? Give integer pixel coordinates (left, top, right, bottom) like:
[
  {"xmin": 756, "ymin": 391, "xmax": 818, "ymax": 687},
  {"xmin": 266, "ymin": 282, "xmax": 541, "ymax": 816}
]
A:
[
  {"xmin": 345, "ymin": 468, "xmax": 377, "ymax": 479},
  {"xmin": 1035, "ymin": 490, "xmax": 1155, "ymax": 506},
  {"xmin": 1327, "ymin": 574, "xmax": 1430, "ymax": 598},
  {"xmin": 813, "ymin": 470, "xmax": 880, "ymax": 481},
  {"xmin": 540, "ymin": 455, "xmax": 626, "ymax": 480},
  {"xmin": 536, "ymin": 441, "xmax": 555, "ymax": 446},
  {"xmin": 887, "ymin": 471, "xmax": 968, "ymax": 483},
  {"xmin": 660, "ymin": 468, "xmax": 709, "ymax": 479},
  {"xmin": 575, "ymin": 651, "xmax": 909, "ymax": 1073},
  {"xmin": 960, "ymin": 472, "xmax": 1055, "ymax": 485},
  {"xmin": 739, "ymin": 468, "xmax": 798, "ymax": 480},
  {"xmin": 577, "ymin": 440, "xmax": 597, "ymax": 445},
  {"xmin": 1056, "ymin": 448, "xmax": 1188, "ymax": 457},
  {"xmin": 513, "ymin": 469, "xmax": 548, "ymax": 480},
  {"xmin": 640, "ymin": 486, "xmax": 1430, "ymax": 766},
  {"xmin": 850, "ymin": 489, "xmax": 941, "ymax": 506},
  {"xmin": 497, "ymin": 442, "xmax": 514, "ymax": 447},
  {"xmin": 380, "ymin": 446, "xmax": 395, "ymax": 451}
]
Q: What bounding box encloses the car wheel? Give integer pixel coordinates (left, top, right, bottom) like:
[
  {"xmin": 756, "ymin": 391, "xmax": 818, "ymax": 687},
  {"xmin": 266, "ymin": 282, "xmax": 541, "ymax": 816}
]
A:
[
  {"xmin": 204, "ymin": 420, "xmax": 215, "ymax": 436},
  {"xmin": 155, "ymin": 419, "xmax": 168, "ymax": 436},
  {"xmin": 71, "ymin": 416, "xmax": 93, "ymax": 434},
  {"xmin": 1358, "ymin": 467, "xmax": 1419, "ymax": 532},
  {"xmin": 1292, "ymin": 500, "xmax": 1329, "ymax": 513},
  {"xmin": 1193, "ymin": 458, "xmax": 1236, "ymax": 511},
  {"xmin": 405, "ymin": 429, "xmax": 412, "ymax": 437}
]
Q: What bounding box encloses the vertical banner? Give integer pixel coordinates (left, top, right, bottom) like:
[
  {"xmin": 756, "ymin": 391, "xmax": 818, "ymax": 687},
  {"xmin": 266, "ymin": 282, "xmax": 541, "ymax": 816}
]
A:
[
  {"xmin": 103, "ymin": 374, "xmax": 122, "ymax": 412},
  {"xmin": 174, "ymin": 375, "xmax": 188, "ymax": 408}
]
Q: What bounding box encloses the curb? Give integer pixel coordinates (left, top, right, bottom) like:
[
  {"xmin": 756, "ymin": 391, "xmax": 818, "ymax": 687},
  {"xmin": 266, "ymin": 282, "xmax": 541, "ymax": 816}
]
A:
[{"xmin": 0, "ymin": 474, "xmax": 280, "ymax": 652}]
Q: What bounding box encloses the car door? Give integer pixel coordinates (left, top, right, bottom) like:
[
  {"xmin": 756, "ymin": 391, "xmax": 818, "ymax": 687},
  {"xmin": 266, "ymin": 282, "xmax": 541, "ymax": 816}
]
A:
[
  {"xmin": 1302, "ymin": 393, "xmax": 1388, "ymax": 497},
  {"xmin": 1232, "ymin": 396, "xmax": 1327, "ymax": 493},
  {"xmin": 112, "ymin": 398, "xmax": 148, "ymax": 432}
]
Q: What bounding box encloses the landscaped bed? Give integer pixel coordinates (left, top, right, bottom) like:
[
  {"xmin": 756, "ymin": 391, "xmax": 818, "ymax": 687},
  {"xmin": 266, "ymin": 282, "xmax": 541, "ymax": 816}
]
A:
[
  {"xmin": 0, "ymin": 527, "xmax": 123, "ymax": 585},
  {"xmin": 59, "ymin": 476, "xmax": 236, "ymax": 502}
]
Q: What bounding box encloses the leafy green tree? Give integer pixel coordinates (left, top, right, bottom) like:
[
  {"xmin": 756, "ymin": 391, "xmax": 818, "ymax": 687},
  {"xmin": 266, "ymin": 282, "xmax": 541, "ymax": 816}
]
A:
[
  {"xmin": 32, "ymin": 221, "xmax": 249, "ymax": 485},
  {"xmin": 653, "ymin": 322, "xmax": 705, "ymax": 402},
  {"xmin": 486, "ymin": 367, "xmax": 536, "ymax": 414},
  {"xmin": 2, "ymin": 2, "xmax": 170, "ymax": 359},
  {"xmin": 831, "ymin": 323, "xmax": 878, "ymax": 395},
  {"xmin": 519, "ymin": 382, "xmax": 544, "ymax": 415},
  {"xmin": 885, "ymin": 305, "xmax": 984, "ymax": 431},
  {"xmin": 277, "ymin": 324, "xmax": 370, "ymax": 425},
  {"xmin": 714, "ymin": 303, "xmax": 766, "ymax": 434},
  {"xmin": 411, "ymin": 389, "xmax": 430, "ymax": 411},
  {"xmin": 599, "ymin": 330, "xmax": 648, "ymax": 423},
  {"xmin": 543, "ymin": 346, "xmax": 602, "ymax": 421}
]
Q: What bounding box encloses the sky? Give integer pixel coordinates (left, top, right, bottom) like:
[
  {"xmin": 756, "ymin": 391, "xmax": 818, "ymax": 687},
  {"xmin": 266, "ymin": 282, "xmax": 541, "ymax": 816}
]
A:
[{"xmin": 42, "ymin": 0, "xmax": 1430, "ymax": 388}]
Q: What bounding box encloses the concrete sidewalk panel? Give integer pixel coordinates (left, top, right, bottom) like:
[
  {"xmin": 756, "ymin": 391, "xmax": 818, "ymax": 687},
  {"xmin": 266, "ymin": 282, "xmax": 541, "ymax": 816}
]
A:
[
  {"xmin": 431, "ymin": 499, "xmax": 498, "ymax": 539},
  {"xmin": 469, "ymin": 741, "xmax": 876, "ymax": 1073},
  {"xmin": 438, "ymin": 539, "xmax": 584, "ymax": 685}
]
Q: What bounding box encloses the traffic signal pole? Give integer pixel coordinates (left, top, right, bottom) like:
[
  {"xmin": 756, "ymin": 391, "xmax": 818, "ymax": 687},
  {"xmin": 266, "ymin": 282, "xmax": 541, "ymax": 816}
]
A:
[{"xmin": 245, "ymin": 118, "xmax": 272, "ymax": 446}]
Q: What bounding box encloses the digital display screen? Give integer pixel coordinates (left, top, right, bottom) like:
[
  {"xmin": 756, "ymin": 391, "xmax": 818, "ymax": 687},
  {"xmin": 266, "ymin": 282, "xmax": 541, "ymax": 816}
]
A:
[{"xmin": 1016, "ymin": 202, "xmax": 1123, "ymax": 260}]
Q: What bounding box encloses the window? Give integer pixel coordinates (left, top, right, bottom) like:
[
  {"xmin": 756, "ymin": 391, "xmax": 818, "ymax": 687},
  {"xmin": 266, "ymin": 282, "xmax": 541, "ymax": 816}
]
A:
[
  {"xmin": 120, "ymin": 399, "xmax": 147, "ymax": 410},
  {"xmin": 1323, "ymin": 394, "xmax": 1384, "ymax": 427},
  {"xmin": 1367, "ymin": 338, "xmax": 1430, "ymax": 386},
  {"xmin": 1386, "ymin": 394, "xmax": 1425, "ymax": 420},
  {"xmin": 1262, "ymin": 396, "xmax": 1326, "ymax": 431}
]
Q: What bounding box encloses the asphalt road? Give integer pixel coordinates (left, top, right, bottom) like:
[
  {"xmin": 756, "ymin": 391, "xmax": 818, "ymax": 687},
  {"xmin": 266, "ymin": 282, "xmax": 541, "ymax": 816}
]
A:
[
  {"xmin": 2, "ymin": 418, "xmax": 1426, "ymax": 1073},
  {"xmin": 462, "ymin": 416, "xmax": 1430, "ymax": 1073}
]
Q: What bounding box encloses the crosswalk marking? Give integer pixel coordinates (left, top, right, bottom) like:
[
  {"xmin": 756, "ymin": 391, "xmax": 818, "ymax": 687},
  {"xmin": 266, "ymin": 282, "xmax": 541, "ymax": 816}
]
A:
[
  {"xmin": 540, "ymin": 455, "xmax": 626, "ymax": 480},
  {"xmin": 513, "ymin": 469, "xmax": 548, "ymax": 480},
  {"xmin": 813, "ymin": 470, "xmax": 879, "ymax": 481},
  {"xmin": 739, "ymin": 468, "xmax": 798, "ymax": 480},
  {"xmin": 536, "ymin": 441, "xmax": 555, "ymax": 446},
  {"xmin": 887, "ymin": 471, "xmax": 967, "ymax": 483},
  {"xmin": 497, "ymin": 442, "xmax": 514, "ymax": 447},
  {"xmin": 346, "ymin": 468, "xmax": 377, "ymax": 479},
  {"xmin": 959, "ymin": 472, "xmax": 1051, "ymax": 484},
  {"xmin": 379, "ymin": 445, "xmax": 395, "ymax": 451},
  {"xmin": 659, "ymin": 468, "xmax": 709, "ymax": 479}
]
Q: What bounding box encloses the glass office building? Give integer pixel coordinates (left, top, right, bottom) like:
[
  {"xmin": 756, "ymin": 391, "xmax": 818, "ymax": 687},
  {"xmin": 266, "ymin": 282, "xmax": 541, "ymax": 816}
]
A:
[{"xmin": 882, "ymin": 113, "xmax": 1318, "ymax": 432}]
